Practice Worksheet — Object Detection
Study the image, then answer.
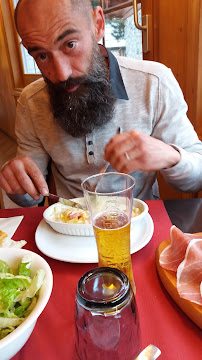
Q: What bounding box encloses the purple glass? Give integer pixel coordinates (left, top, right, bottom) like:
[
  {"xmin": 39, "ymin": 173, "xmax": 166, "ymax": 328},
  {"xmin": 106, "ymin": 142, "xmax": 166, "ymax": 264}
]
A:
[{"xmin": 74, "ymin": 267, "xmax": 141, "ymax": 360}]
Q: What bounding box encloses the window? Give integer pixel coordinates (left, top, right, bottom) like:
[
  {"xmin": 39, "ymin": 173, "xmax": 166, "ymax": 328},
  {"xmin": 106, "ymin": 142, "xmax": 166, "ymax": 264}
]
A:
[
  {"xmin": 101, "ymin": 1, "xmax": 143, "ymax": 59},
  {"xmin": 12, "ymin": 0, "xmax": 41, "ymax": 74},
  {"xmin": 103, "ymin": 8, "xmax": 143, "ymax": 59}
]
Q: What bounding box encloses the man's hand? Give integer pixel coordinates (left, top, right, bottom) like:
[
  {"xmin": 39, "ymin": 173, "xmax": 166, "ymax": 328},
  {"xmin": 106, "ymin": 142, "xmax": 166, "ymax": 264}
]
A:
[
  {"xmin": 105, "ymin": 130, "xmax": 181, "ymax": 173},
  {"xmin": 0, "ymin": 156, "xmax": 49, "ymax": 200}
]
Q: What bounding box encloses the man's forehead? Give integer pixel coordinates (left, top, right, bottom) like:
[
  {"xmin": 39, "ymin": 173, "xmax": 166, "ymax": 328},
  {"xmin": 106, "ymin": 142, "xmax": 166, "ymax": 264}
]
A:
[
  {"xmin": 16, "ymin": 0, "xmax": 91, "ymax": 23},
  {"xmin": 17, "ymin": 0, "xmax": 72, "ymax": 22},
  {"xmin": 17, "ymin": 0, "xmax": 92, "ymax": 38},
  {"xmin": 17, "ymin": 0, "xmax": 70, "ymax": 11}
]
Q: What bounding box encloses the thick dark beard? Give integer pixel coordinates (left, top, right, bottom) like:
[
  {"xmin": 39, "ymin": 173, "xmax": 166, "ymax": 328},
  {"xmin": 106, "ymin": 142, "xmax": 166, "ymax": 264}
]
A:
[{"xmin": 43, "ymin": 45, "xmax": 116, "ymax": 137}]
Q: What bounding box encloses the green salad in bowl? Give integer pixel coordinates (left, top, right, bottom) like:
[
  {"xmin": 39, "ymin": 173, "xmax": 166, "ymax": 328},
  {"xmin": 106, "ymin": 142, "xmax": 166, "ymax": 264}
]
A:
[
  {"xmin": 0, "ymin": 255, "xmax": 45, "ymax": 340},
  {"xmin": 0, "ymin": 248, "xmax": 53, "ymax": 360}
]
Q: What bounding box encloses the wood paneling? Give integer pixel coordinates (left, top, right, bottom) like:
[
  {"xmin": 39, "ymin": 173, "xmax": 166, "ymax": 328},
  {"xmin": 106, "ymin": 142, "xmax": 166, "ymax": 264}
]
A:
[
  {"xmin": 157, "ymin": 1, "xmax": 187, "ymax": 89},
  {"xmin": 0, "ymin": 130, "xmax": 18, "ymax": 208},
  {"xmin": 0, "ymin": 0, "xmax": 41, "ymax": 140},
  {"xmin": 1, "ymin": 0, "xmax": 24, "ymax": 89},
  {"xmin": 141, "ymin": 0, "xmax": 202, "ymax": 199},
  {"xmin": 142, "ymin": 0, "xmax": 201, "ymax": 136},
  {"xmin": 185, "ymin": 0, "xmax": 200, "ymax": 131},
  {"xmin": 0, "ymin": 1, "xmax": 17, "ymax": 139},
  {"xmin": 196, "ymin": 1, "xmax": 202, "ymax": 136}
]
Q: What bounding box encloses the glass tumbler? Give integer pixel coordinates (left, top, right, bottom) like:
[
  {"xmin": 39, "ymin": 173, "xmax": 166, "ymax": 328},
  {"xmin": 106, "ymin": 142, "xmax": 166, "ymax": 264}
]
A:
[
  {"xmin": 81, "ymin": 172, "xmax": 136, "ymax": 293},
  {"xmin": 75, "ymin": 267, "xmax": 141, "ymax": 360}
]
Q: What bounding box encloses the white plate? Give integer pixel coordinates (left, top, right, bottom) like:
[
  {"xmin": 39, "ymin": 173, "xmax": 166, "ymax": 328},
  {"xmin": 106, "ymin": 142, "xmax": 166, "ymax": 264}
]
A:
[{"xmin": 35, "ymin": 214, "xmax": 154, "ymax": 263}]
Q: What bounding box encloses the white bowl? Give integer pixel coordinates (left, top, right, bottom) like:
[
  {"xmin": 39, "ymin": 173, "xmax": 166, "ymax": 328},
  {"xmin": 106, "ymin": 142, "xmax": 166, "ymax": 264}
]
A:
[
  {"xmin": 43, "ymin": 198, "xmax": 148, "ymax": 236},
  {"xmin": 131, "ymin": 198, "xmax": 149, "ymax": 226},
  {"xmin": 0, "ymin": 248, "xmax": 53, "ymax": 360}
]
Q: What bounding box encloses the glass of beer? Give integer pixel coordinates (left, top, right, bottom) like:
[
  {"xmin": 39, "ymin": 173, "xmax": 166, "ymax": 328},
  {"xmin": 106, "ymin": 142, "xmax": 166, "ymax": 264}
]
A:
[{"xmin": 81, "ymin": 172, "xmax": 136, "ymax": 293}]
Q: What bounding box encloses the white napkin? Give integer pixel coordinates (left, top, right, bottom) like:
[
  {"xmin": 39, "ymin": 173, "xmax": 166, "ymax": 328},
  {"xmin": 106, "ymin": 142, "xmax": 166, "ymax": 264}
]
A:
[{"xmin": 0, "ymin": 216, "xmax": 27, "ymax": 248}]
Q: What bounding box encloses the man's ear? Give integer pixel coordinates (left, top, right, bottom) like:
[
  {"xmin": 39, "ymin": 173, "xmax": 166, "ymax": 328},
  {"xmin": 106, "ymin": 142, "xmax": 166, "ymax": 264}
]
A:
[{"xmin": 92, "ymin": 6, "xmax": 105, "ymax": 42}]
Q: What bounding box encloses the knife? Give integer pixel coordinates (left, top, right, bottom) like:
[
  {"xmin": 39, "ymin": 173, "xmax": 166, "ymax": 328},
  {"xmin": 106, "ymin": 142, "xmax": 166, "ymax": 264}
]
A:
[{"xmin": 46, "ymin": 193, "xmax": 87, "ymax": 210}]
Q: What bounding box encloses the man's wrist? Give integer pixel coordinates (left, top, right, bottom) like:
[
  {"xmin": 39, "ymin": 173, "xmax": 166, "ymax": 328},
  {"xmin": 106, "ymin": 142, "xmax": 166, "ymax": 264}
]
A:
[{"xmin": 164, "ymin": 145, "xmax": 181, "ymax": 169}]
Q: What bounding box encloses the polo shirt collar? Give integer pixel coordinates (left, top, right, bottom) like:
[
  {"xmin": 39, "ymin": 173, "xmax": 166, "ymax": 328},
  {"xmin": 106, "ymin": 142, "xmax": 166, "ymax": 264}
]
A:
[{"xmin": 99, "ymin": 45, "xmax": 129, "ymax": 100}]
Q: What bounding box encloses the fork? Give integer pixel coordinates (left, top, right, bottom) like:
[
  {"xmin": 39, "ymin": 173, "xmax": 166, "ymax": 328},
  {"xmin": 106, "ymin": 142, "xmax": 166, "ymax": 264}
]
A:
[{"xmin": 94, "ymin": 127, "xmax": 122, "ymax": 192}]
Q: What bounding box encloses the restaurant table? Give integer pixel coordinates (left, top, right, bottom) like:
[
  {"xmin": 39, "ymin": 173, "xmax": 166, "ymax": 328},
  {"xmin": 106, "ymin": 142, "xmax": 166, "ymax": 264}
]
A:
[{"xmin": 0, "ymin": 200, "xmax": 201, "ymax": 360}]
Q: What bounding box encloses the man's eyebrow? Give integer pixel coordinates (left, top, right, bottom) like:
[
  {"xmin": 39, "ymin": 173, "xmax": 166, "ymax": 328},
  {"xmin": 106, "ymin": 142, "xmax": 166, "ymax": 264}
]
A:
[
  {"xmin": 28, "ymin": 46, "xmax": 44, "ymax": 54},
  {"xmin": 55, "ymin": 29, "xmax": 79, "ymax": 43},
  {"xmin": 27, "ymin": 29, "xmax": 79, "ymax": 54}
]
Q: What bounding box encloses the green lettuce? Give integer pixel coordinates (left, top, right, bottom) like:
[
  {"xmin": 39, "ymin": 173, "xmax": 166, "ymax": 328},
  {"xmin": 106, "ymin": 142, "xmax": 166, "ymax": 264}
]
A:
[
  {"xmin": 18, "ymin": 255, "xmax": 32, "ymax": 277},
  {"xmin": 0, "ymin": 260, "xmax": 10, "ymax": 274},
  {"xmin": 0, "ymin": 256, "xmax": 45, "ymax": 340}
]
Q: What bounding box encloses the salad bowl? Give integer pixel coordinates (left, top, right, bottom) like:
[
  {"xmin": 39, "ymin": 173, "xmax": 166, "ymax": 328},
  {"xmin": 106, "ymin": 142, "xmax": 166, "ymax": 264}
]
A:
[
  {"xmin": 43, "ymin": 197, "xmax": 149, "ymax": 236},
  {"xmin": 0, "ymin": 248, "xmax": 53, "ymax": 360}
]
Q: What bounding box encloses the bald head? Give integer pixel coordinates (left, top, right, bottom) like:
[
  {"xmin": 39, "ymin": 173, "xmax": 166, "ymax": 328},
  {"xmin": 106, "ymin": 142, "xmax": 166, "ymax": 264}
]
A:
[{"xmin": 14, "ymin": 0, "xmax": 93, "ymax": 35}]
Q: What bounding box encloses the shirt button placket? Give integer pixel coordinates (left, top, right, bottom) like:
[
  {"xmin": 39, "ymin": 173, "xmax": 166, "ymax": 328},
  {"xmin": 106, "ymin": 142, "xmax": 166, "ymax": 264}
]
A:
[{"xmin": 86, "ymin": 136, "xmax": 95, "ymax": 163}]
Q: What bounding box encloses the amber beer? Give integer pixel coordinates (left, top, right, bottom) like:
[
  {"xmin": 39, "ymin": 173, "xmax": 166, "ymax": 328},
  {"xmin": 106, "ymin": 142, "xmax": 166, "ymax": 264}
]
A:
[{"xmin": 93, "ymin": 210, "xmax": 135, "ymax": 292}]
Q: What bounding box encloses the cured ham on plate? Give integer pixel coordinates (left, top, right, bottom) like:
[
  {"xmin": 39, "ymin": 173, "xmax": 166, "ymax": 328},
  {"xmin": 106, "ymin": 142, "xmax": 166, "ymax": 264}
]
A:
[
  {"xmin": 156, "ymin": 226, "xmax": 202, "ymax": 329},
  {"xmin": 177, "ymin": 238, "xmax": 202, "ymax": 306},
  {"xmin": 159, "ymin": 225, "xmax": 202, "ymax": 272}
]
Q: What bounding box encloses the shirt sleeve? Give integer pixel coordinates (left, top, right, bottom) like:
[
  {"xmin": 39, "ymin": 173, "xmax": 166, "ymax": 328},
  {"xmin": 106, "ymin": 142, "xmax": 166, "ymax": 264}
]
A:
[
  {"xmin": 15, "ymin": 98, "xmax": 50, "ymax": 178},
  {"xmin": 152, "ymin": 68, "xmax": 202, "ymax": 192},
  {"xmin": 7, "ymin": 193, "xmax": 44, "ymax": 207},
  {"xmin": 10, "ymin": 96, "xmax": 50, "ymax": 207}
]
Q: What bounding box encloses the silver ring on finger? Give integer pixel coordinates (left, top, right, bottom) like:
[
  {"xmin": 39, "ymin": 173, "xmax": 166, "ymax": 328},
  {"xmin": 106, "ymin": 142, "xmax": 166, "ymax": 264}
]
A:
[{"xmin": 124, "ymin": 151, "xmax": 130, "ymax": 161}]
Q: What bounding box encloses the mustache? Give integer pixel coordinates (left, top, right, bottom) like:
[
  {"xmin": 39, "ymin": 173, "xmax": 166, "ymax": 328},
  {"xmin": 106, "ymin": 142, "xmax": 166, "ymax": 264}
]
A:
[
  {"xmin": 45, "ymin": 68, "xmax": 109, "ymax": 93},
  {"xmin": 55, "ymin": 76, "xmax": 85, "ymax": 90}
]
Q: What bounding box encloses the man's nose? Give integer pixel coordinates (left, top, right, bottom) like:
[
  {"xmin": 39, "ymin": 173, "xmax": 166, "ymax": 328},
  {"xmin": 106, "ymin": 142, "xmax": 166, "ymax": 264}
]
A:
[{"xmin": 52, "ymin": 55, "xmax": 72, "ymax": 83}]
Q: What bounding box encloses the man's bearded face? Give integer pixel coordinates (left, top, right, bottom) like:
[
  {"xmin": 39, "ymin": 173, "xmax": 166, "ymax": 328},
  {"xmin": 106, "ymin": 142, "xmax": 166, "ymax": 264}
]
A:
[{"xmin": 44, "ymin": 42, "xmax": 116, "ymax": 137}]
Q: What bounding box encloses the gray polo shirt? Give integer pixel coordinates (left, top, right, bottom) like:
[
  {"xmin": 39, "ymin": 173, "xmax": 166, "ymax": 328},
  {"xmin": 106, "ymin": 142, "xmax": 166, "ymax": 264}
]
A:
[{"xmin": 11, "ymin": 49, "xmax": 202, "ymax": 206}]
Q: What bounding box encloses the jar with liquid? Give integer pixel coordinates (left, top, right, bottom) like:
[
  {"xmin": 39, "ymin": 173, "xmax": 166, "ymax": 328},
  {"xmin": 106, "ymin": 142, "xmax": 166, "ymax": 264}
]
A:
[{"xmin": 75, "ymin": 267, "xmax": 141, "ymax": 360}]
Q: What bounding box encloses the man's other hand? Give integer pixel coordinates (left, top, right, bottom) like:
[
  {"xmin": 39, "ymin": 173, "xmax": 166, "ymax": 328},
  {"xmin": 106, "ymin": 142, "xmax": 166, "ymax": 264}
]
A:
[
  {"xmin": 0, "ymin": 156, "xmax": 49, "ymax": 200},
  {"xmin": 105, "ymin": 130, "xmax": 181, "ymax": 173}
]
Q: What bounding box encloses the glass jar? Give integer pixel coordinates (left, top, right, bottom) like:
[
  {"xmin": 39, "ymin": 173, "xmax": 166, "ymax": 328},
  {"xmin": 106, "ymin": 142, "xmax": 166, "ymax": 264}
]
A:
[{"xmin": 75, "ymin": 267, "xmax": 141, "ymax": 360}]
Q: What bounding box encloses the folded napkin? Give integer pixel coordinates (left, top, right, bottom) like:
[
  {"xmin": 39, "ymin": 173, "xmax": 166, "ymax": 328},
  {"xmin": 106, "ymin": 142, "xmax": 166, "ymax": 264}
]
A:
[{"xmin": 0, "ymin": 216, "xmax": 27, "ymax": 248}]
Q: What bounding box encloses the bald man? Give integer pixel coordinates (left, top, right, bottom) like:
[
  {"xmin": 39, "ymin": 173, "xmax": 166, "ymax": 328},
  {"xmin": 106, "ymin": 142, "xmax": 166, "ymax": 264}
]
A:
[{"xmin": 0, "ymin": 0, "xmax": 201, "ymax": 206}]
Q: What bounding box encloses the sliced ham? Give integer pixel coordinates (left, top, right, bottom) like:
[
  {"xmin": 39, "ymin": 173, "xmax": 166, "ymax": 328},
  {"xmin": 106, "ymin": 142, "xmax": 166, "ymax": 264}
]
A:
[
  {"xmin": 159, "ymin": 225, "xmax": 202, "ymax": 272},
  {"xmin": 69, "ymin": 211, "xmax": 83, "ymax": 219},
  {"xmin": 177, "ymin": 239, "xmax": 202, "ymax": 306}
]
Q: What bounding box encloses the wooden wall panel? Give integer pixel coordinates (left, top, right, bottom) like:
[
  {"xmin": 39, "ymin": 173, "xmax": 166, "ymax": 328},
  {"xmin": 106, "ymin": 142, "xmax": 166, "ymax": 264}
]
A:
[
  {"xmin": 0, "ymin": 1, "xmax": 17, "ymax": 140},
  {"xmin": 142, "ymin": 0, "xmax": 201, "ymax": 136},
  {"xmin": 142, "ymin": 0, "xmax": 201, "ymax": 199},
  {"xmin": 185, "ymin": 0, "xmax": 201, "ymax": 133},
  {"xmin": 196, "ymin": 1, "xmax": 202, "ymax": 137},
  {"xmin": 1, "ymin": 0, "xmax": 24, "ymax": 89},
  {"xmin": 157, "ymin": 1, "xmax": 187, "ymax": 89}
]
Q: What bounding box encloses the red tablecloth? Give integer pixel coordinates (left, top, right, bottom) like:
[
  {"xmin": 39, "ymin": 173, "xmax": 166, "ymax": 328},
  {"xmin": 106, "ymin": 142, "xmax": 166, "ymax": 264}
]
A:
[{"xmin": 0, "ymin": 201, "xmax": 201, "ymax": 360}]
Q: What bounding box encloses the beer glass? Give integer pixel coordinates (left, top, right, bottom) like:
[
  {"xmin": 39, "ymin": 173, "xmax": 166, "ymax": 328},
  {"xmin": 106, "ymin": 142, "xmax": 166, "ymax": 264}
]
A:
[
  {"xmin": 81, "ymin": 172, "xmax": 136, "ymax": 293},
  {"xmin": 75, "ymin": 267, "xmax": 141, "ymax": 360}
]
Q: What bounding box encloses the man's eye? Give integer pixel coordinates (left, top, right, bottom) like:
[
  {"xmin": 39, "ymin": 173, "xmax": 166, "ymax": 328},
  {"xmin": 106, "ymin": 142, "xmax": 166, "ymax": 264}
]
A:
[
  {"xmin": 38, "ymin": 54, "xmax": 47, "ymax": 61},
  {"xmin": 65, "ymin": 41, "xmax": 76, "ymax": 49}
]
